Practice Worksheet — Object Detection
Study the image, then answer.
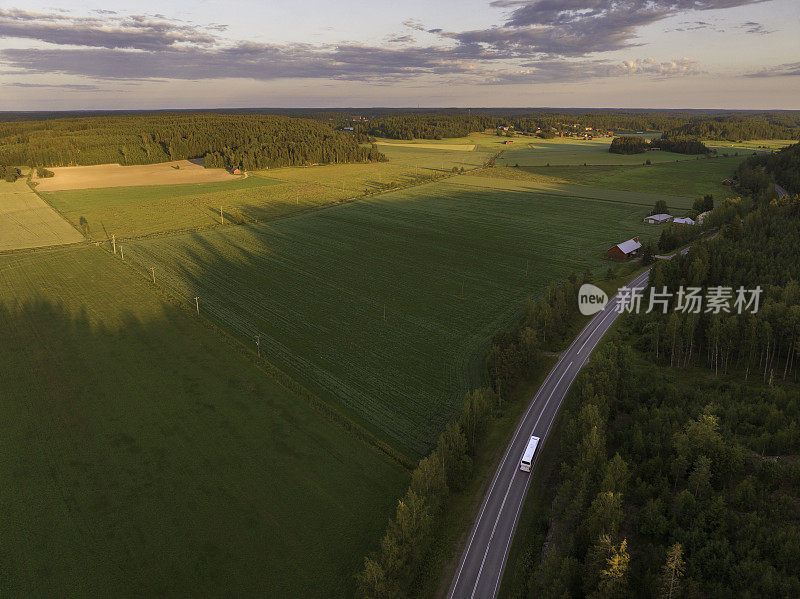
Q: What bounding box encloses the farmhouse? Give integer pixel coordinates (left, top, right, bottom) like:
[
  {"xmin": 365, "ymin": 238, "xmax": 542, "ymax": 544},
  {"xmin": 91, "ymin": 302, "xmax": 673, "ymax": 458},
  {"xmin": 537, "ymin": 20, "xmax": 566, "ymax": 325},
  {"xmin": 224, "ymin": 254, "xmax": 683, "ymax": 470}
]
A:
[
  {"xmin": 643, "ymin": 213, "xmax": 673, "ymax": 224},
  {"xmin": 673, "ymin": 217, "xmax": 696, "ymax": 226},
  {"xmin": 722, "ymin": 178, "xmax": 733, "ymax": 186},
  {"xmin": 607, "ymin": 237, "xmax": 642, "ymax": 261}
]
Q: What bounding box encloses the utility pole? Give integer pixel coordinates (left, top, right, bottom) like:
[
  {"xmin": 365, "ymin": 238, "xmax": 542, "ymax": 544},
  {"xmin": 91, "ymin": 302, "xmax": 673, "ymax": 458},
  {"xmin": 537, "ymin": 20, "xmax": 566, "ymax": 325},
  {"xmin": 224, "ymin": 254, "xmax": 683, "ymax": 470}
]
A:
[
  {"xmin": 112, "ymin": 234, "xmax": 116, "ymax": 254},
  {"xmin": 255, "ymin": 334, "xmax": 261, "ymax": 357},
  {"xmin": 194, "ymin": 297, "xmax": 200, "ymax": 315},
  {"xmin": 119, "ymin": 246, "xmax": 124, "ymax": 260},
  {"xmin": 150, "ymin": 267, "xmax": 156, "ymax": 284},
  {"xmin": 220, "ymin": 206, "xmax": 224, "ymax": 225}
]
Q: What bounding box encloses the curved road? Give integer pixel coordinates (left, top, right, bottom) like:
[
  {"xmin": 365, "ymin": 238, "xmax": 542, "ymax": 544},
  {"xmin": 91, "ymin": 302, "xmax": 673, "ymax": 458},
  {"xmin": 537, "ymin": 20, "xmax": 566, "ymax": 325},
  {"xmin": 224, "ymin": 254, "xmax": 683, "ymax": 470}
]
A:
[{"xmin": 448, "ymin": 268, "xmax": 653, "ymax": 599}]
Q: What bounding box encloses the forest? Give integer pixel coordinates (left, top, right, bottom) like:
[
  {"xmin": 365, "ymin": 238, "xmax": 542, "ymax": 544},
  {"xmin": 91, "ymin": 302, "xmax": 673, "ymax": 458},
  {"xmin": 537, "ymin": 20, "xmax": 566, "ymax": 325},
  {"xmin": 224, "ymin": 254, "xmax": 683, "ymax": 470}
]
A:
[
  {"xmin": 507, "ymin": 143, "xmax": 800, "ymax": 599},
  {"xmin": 366, "ymin": 115, "xmax": 501, "ymax": 139},
  {"xmin": 609, "ymin": 137, "xmax": 650, "ymax": 154},
  {"xmin": 666, "ymin": 115, "xmax": 799, "ymax": 141},
  {"xmin": 736, "ymin": 142, "xmax": 800, "ymax": 196},
  {"xmin": 0, "ymin": 114, "xmax": 386, "ymax": 169}
]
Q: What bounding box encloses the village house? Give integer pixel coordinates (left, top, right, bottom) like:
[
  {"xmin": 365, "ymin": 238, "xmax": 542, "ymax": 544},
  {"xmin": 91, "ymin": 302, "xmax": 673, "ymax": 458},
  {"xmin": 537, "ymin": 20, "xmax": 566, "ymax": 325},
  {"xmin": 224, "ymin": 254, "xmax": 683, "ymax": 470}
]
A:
[
  {"xmin": 673, "ymin": 217, "xmax": 696, "ymax": 226},
  {"xmin": 643, "ymin": 213, "xmax": 673, "ymax": 224},
  {"xmin": 606, "ymin": 237, "xmax": 642, "ymax": 260}
]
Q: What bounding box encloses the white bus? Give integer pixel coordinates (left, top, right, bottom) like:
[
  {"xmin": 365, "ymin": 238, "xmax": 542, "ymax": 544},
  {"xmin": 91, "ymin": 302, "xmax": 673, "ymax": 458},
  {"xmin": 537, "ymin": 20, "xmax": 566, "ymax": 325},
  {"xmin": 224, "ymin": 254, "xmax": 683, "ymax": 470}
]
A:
[{"xmin": 519, "ymin": 435, "xmax": 540, "ymax": 472}]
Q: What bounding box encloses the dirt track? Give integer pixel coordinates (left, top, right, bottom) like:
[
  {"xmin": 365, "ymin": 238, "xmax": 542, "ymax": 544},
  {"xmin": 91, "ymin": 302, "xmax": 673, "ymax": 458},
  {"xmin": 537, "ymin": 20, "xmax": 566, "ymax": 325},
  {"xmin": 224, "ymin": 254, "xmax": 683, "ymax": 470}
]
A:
[{"xmin": 35, "ymin": 160, "xmax": 239, "ymax": 191}]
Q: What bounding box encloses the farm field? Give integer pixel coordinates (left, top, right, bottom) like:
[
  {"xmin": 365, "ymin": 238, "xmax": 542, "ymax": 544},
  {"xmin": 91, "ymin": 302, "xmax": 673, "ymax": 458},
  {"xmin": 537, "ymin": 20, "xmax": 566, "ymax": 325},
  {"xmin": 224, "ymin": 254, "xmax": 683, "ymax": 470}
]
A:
[
  {"xmin": 122, "ymin": 177, "xmax": 667, "ymax": 456},
  {"xmin": 518, "ymin": 155, "xmax": 745, "ymax": 200},
  {"xmin": 375, "ymin": 143, "xmax": 493, "ymax": 172},
  {"xmin": 454, "ymin": 173, "xmax": 694, "ymax": 211},
  {"xmin": 34, "ymin": 159, "xmax": 239, "ymax": 191},
  {"xmin": 41, "ymin": 153, "xmax": 465, "ymax": 239},
  {"xmin": 497, "ymin": 138, "xmax": 694, "ymax": 166},
  {"xmin": 42, "ymin": 174, "xmax": 354, "ymax": 239},
  {"xmin": 0, "ymin": 179, "xmax": 83, "ymax": 251},
  {"xmin": 705, "ymin": 138, "xmax": 796, "ymax": 151},
  {"xmin": 0, "ymin": 246, "xmax": 406, "ymax": 597}
]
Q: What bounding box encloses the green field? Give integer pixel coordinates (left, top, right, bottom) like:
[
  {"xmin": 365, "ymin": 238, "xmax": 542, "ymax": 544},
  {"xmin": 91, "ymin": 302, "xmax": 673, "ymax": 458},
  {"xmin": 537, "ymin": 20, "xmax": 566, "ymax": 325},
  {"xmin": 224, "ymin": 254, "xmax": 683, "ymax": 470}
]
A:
[
  {"xmin": 706, "ymin": 138, "xmax": 796, "ymax": 151},
  {"xmin": 516, "ymin": 155, "xmax": 744, "ymax": 201},
  {"xmin": 375, "ymin": 143, "xmax": 493, "ymax": 172},
  {"xmin": 122, "ymin": 177, "xmax": 666, "ymax": 456},
  {"xmin": 41, "ymin": 160, "xmax": 459, "ymax": 240},
  {"xmin": 497, "ymin": 138, "xmax": 695, "ymax": 166},
  {"xmin": 0, "ymin": 246, "xmax": 406, "ymax": 597}
]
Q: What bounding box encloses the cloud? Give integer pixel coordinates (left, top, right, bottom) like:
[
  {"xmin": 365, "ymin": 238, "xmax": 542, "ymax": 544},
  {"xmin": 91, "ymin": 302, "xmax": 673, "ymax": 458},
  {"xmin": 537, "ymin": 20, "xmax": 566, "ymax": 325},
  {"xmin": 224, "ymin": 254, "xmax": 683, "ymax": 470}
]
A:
[
  {"xmin": 738, "ymin": 20, "xmax": 774, "ymax": 34},
  {"xmin": 745, "ymin": 62, "xmax": 800, "ymax": 77},
  {"xmin": 0, "ymin": 3, "xmax": 768, "ymax": 87},
  {"xmin": 452, "ymin": 0, "xmax": 769, "ymax": 56},
  {"xmin": 5, "ymin": 81, "xmax": 102, "ymax": 90},
  {"xmin": 386, "ymin": 33, "xmax": 415, "ymax": 43},
  {"xmin": 0, "ymin": 8, "xmax": 217, "ymax": 50}
]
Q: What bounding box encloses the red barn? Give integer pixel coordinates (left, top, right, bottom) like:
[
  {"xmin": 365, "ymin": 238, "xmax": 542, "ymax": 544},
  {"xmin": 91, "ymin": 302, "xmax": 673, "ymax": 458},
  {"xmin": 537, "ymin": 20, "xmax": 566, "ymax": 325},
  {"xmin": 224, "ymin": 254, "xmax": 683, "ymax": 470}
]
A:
[{"xmin": 606, "ymin": 236, "xmax": 641, "ymax": 261}]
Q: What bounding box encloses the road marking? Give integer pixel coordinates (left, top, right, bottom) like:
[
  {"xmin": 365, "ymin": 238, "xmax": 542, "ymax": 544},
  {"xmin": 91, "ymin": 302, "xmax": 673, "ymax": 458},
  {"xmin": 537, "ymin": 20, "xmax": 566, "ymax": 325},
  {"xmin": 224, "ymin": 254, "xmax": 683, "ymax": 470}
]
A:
[
  {"xmin": 450, "ymin": 269, "xmax": 655, "ymax": 599},
  {"xmin": 468, "ymin": 365, "xmax": 571, "ymax": 599}
]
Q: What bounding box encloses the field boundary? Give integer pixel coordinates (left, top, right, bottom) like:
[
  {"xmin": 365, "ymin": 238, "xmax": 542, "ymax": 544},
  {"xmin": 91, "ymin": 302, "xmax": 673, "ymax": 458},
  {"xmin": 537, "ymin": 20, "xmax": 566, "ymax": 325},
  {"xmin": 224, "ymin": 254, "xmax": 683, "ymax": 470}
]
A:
[{"xmin": 97, "ymin": 244, "xmax": 416, "ymax": 470}]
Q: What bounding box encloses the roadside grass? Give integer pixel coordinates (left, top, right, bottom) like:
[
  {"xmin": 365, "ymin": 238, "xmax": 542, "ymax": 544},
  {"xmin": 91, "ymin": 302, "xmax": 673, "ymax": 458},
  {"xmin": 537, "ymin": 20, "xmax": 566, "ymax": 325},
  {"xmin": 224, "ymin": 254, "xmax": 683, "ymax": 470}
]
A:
[
  {"xmin": 0, "ymin": 246, "xmax": 407, "ymax": 598},
  {"xmin": 122, "ymin": 178, "xmax": 665, "ymax": 456},
  {"xmin": 517, "ymin": 155, "xmax": 745, "ymax": 202}
]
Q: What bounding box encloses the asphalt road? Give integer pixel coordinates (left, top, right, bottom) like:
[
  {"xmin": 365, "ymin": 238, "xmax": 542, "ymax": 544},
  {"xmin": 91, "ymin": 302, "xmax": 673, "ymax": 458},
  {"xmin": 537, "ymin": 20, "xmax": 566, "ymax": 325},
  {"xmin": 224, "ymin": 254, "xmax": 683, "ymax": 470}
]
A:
[{"xmin": 448, "ymin": 268, "xmax": 652, "ymax": 599}]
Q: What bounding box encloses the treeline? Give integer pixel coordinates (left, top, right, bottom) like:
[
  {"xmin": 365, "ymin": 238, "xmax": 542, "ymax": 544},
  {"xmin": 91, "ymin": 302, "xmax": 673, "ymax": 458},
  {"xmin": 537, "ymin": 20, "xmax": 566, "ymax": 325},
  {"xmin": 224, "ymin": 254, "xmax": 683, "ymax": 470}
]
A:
[
  {"xmin": 510, "ymin": 332, "xmax": 800, "ymax": 597},
  {"xmin": 367, "ymin": 115, "xmax": 500, "ymax": 140},
  {"xmin": 609, "ymin": 136, "xmax": 649, "ymax": 154},
  {"xmin": 610, "ymin": 136, "xmax": 708, "ymax": 155},
  {"xmin": 356, "ymin": 274, "xmax": 589, "ymax": 598},
  {"xmin": 666, "ymin": 115, "xmax": 799, "ymax": 141},
  {"xmin": 0, "ymin": 114, "xmax": 386, "ymax": 169},
  {"xmin": 736, "ymin": 142, "xmax": 800, "ymax": 196},
  {"xmin": 650, "ymin": 136, "xmax": 709, "ymax": 154},
  {"xmin": 0, "ymin": 165, "xmax": 21, "ymax": 182}
]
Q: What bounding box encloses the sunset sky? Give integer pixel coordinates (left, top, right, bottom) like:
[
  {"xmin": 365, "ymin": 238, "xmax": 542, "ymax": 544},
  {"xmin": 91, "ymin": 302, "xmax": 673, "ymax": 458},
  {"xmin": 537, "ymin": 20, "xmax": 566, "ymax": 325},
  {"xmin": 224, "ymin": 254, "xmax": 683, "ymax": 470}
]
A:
[{"xmin": 1, "ymin": 0, "xmax": 798, "ymax": 110}]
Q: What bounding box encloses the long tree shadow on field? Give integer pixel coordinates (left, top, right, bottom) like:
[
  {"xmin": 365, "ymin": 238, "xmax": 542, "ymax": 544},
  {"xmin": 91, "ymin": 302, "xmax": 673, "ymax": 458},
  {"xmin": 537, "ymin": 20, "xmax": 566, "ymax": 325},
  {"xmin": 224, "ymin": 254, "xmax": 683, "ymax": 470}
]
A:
[
  {"xmin": 0, "ymin": 298, "xmax": 405, "ymax": 597},
  {"xmin": 122, "ymin": 183, "xmax": 659, "ymax": 457}
]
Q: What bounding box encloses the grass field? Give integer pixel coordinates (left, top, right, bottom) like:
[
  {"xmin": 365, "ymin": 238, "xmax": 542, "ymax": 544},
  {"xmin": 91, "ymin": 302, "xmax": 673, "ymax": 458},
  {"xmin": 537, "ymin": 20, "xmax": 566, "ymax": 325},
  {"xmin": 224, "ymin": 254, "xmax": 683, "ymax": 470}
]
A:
[
  {"xmin": 517, "ymin": 155, "xmax": 744, "ymax": 201},
  {"xmin": 497, "ymin": 138, "xmax": 695, "ymax": 166},
  {"xmin": 122, "ymin": 177, "xmax": 666, "ymax": 456},
  {"xmin": 42, "ymin": 158, "xmax": 460, "ymax": 239},
  {"xmin": 705, "ymin": 139, "xmax": 796, "ymax": 151},
  {"xmin": 455, "ymin": 173, "xmax": 694, "ymax": 211},
  {"xmin": 0, "ymin": 179, "xmax": 83, "ymax": 251},
  {"xmin": 375, "ymin": 143, "xmax": 493, "ymax": 172},
  {"xmin": 0, "ymin": 246, "xmax": 406, "ymax": 597}
]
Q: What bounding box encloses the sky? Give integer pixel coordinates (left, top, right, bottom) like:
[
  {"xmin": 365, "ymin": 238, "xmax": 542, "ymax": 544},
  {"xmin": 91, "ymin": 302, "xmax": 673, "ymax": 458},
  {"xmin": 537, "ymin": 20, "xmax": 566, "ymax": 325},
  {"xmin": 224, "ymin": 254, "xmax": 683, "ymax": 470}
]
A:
[{"xmin": 0, "ymin": 0, "xmax": 798, "ymax": 110}]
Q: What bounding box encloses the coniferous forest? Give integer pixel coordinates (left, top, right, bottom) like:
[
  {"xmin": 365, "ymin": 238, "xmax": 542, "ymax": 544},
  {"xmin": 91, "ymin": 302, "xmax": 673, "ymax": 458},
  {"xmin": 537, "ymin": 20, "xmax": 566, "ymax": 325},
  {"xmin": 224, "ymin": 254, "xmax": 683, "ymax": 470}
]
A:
[
  {"xmin": 0, "ymin": 113, "xmax": 386, "ymax": 170},
  {"xmin": 508, "ymin": 140, "xmax": 800, "ymax": 599}
]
